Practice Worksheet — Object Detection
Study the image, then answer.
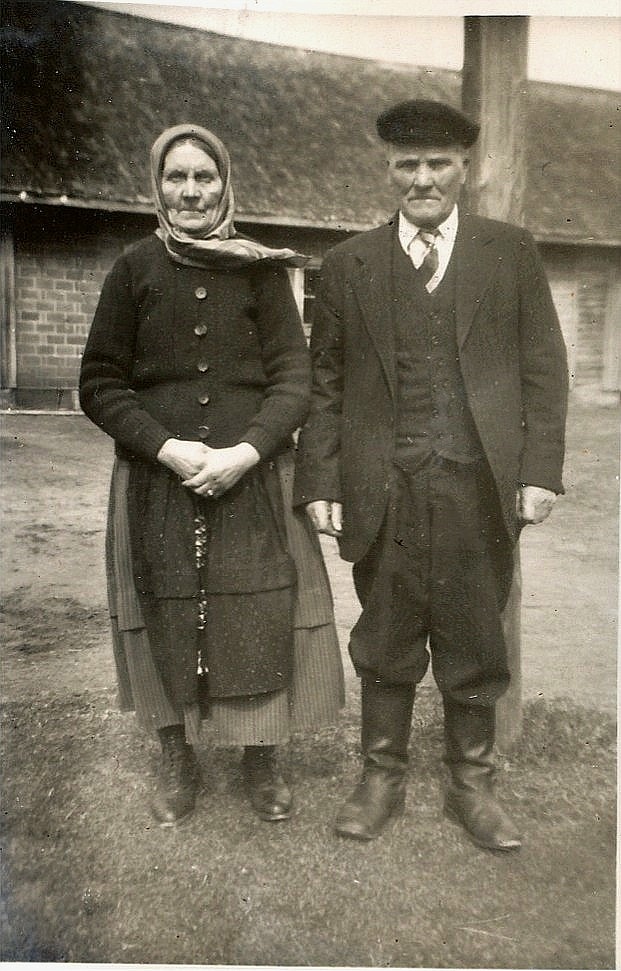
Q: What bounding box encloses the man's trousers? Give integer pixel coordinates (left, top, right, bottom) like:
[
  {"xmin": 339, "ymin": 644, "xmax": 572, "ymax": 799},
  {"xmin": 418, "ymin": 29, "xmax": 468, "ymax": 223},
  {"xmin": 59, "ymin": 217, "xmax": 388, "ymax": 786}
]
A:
[{"xmin": 349, "ymin": 455, "xmax": 512, "ymax": 707}]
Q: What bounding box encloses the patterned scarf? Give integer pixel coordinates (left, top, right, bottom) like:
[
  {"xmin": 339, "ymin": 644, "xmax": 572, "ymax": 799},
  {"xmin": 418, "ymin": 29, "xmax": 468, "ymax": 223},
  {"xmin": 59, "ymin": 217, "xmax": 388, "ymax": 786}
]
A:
[{"xmin": 150, "ymin": 124, "xmax": 308, "ymax": 268}]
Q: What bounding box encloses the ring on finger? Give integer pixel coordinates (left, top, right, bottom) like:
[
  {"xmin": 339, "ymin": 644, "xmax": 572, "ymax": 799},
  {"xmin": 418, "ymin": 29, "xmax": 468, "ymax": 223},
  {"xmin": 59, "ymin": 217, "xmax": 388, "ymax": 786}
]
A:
[{"xmin": 206, "ymin": 488, "xmax": 214, "ymax": 497}]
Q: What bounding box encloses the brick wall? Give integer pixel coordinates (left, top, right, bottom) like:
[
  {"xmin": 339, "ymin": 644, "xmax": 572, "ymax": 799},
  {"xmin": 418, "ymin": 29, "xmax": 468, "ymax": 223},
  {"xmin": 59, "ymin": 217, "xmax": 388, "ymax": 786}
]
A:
[
  {"xmin": 9, "ymin": 207, "xmax": 151, "ymax": 400},
  {"xmin": 3, "ymin": 204, "xmax": 619, "ymax": 404},
  {"xmin": 16, "ymin": 248, "xmax": 109, "ymax": 389},
  {"xmin": 3, "ymin": 206, "xmax": 343, "ymax": 407}
]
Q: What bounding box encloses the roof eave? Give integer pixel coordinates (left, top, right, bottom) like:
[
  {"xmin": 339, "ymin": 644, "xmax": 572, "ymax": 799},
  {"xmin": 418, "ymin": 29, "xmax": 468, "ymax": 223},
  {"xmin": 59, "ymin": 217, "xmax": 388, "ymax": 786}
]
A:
[
  {"xmin": 1, "ymin": 191, "xmax": 619, "ymax": 247},
  {"xmin": 533, "ymin": 231, "xmax": 621, "ymax": 247},
  {"xmin": 0, "ymin": 191, "xmax": 371, "ymax": 234},
  {"xmin": 0, "ymin": 190, "xmax": 155, "ymax": 215}
]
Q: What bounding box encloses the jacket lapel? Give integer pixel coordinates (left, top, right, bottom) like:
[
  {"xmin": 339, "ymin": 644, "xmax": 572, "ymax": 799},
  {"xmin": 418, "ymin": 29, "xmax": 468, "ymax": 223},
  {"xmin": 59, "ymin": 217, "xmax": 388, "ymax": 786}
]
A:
[
  {"xmin": 350, "ymin": 222, "xmax": 397, "ymax": 401},
  {"xmin": 347, "ymin": 213, "xmax": 501, "ymax": 392},
  {"xmin": 454, "ymin": 213, "xmax": 500, "ymax": 349}
]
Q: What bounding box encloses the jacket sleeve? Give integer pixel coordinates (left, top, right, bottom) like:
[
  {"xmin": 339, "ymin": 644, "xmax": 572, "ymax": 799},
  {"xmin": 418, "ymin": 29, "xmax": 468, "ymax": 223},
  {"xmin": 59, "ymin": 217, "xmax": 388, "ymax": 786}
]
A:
[
  {"xmin": 516, "ymin": 231, "xmax": 569, "ymax": 493},
  {"xmin": 240, "ymin": 263, "xmax": 311, "ymax": 459},
  {"xmin": 293, "ymin": 251, "xmax": 345, "ymax": 505},
  {"xmin": 79, "ymin": 254, "xmax": 173, "ymax": 461}
]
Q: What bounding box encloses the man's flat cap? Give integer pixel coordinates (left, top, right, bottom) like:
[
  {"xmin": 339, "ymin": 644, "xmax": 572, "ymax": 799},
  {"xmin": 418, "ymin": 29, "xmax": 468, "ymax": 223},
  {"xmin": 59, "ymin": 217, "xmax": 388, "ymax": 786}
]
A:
[{"xmin": 376, "ymin": 99, "xmax": 480, "ymax": 148}]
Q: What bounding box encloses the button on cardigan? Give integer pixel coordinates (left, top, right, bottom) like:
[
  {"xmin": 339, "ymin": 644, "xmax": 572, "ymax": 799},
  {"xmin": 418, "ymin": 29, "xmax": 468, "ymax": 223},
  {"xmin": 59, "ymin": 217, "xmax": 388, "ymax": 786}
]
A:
[{"xmin": 79, "ymin": 235, "xmax": 311, "ymax": 462}]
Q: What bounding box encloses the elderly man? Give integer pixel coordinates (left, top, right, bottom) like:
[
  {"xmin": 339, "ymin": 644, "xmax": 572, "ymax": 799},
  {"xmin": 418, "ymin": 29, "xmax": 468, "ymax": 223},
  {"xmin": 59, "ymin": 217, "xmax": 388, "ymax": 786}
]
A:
[{"xmin": 294, "ymin": 100, "xmax": 568, "ymax": 850}]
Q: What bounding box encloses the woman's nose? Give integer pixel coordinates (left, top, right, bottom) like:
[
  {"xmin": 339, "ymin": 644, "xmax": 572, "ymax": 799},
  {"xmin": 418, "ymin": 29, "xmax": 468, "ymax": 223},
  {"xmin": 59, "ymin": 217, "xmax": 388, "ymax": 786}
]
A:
[{"xmin": 181, "ymin": 176, "xmax": 199, "ymax": 197}]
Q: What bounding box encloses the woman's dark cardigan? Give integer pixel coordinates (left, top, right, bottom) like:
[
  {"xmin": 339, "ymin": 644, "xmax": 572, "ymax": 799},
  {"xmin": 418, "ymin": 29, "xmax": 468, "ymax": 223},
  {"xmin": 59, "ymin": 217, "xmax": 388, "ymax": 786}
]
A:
[
  {"xmin": 79, "ymin": 235, "xmax": 311, "ymax": 463},
  {"xmin": 79, "ymin": 235, "xmax": 311, "ymax": 703}
]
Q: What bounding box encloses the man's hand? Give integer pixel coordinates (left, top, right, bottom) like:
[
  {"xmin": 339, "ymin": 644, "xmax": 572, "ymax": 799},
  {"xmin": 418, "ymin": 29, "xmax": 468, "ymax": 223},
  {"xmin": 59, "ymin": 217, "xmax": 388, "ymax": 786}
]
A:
[
  {"xmin": 305, "ymin": 500, "xmax": 343, "ymax": 537},
  {"xmin": 516, "ymin": 485, "xmax": 557, "ymax": 525}
]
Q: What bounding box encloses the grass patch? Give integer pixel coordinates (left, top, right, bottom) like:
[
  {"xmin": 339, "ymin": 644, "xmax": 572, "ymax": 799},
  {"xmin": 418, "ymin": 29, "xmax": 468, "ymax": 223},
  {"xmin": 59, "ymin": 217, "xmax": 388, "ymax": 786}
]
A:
[{"xmin": 1, "ymin": 687, "xmax": 615, "ymax": 968}]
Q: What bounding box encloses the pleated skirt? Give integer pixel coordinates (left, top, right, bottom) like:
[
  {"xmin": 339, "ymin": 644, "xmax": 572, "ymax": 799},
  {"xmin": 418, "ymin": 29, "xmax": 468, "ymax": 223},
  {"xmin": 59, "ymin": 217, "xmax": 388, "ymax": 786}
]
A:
[{"xmin": 106, "ymin": 451, "xmax": 345, "ymax": 745}]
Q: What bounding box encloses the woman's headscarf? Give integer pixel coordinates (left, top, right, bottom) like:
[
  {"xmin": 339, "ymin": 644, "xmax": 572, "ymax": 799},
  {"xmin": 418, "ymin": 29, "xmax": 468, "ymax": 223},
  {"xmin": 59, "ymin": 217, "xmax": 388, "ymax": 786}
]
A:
[{"xmin": 150, "ymin": 124, "xmax": 308, "ymax": 268}]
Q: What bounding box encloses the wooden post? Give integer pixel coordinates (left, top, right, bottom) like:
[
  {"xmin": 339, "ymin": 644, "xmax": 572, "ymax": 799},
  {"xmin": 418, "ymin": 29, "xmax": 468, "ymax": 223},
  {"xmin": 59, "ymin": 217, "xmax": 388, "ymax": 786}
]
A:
[
  {"xmin": 462, "ymin": 17, "xmax": 529, "ymax": 224},
  {"xmin": 461, "ymin": 16, "xmax": 529, "ymax": 752}
]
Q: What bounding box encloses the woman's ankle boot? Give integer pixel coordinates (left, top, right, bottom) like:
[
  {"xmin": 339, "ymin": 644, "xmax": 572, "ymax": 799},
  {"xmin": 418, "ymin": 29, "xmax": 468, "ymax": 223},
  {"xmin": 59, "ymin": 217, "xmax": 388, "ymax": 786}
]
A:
[
  {"xmin": 151, "ymin": 724, "xmax": 200, "ymax": 826},
  {"xmin": 242, "ymin": 745, "xmax": 292, "ymax": 821}
]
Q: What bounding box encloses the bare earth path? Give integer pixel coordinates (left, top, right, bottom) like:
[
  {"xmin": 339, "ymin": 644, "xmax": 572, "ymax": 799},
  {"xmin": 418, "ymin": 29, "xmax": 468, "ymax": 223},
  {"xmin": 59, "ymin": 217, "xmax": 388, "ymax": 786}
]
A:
[{"xmin": 1, "ymin": 394, "xmax": 618, "ymax": 712}]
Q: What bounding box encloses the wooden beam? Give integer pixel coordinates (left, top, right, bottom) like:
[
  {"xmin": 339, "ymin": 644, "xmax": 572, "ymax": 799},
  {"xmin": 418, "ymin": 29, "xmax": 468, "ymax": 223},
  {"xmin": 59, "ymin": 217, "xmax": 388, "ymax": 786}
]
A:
[
  {"xmin": 462, "ymin": 16, "xmax": 530, "ymax": 224},
  {"xmin": 461, "ymin": 16, "xmax": 529, "ymax": 753}
]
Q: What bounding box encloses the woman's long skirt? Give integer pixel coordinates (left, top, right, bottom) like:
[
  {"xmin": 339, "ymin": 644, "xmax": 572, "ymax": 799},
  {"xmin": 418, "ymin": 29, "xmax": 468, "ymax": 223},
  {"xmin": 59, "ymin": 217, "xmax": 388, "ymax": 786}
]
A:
[{"xmin": 106, "ymin": 451, "xmax": 345, "ymax": 745}]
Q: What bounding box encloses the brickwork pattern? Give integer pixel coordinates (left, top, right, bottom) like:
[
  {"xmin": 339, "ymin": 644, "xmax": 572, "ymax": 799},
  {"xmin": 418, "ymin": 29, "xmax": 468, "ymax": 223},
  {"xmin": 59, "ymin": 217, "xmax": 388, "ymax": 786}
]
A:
[
  {"xmin": 14, "ymin": 238, "xmax": 120, "ymax": 389},
  {"xmin": 6, "ymin": 220, "xmax": 618, "ymax": 396}
]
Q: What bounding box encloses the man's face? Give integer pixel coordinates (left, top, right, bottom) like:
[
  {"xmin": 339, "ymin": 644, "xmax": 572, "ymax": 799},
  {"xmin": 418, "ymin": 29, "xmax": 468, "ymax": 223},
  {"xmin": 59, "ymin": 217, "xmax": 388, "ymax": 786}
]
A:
[
  {"xmin": 385, "ymin": 143, "xmax": 469, "ymax": 228},
  {"xmin": 161, "ymin": 141, "xmax": 223, "ymax": 236}
]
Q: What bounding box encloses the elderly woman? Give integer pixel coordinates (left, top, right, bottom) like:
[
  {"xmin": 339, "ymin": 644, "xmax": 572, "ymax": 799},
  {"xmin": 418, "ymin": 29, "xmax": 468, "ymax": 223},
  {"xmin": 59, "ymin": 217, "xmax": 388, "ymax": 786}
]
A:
[{"xmin": 80, "ymin": 124, "xmax": 344, "ymax": 827}]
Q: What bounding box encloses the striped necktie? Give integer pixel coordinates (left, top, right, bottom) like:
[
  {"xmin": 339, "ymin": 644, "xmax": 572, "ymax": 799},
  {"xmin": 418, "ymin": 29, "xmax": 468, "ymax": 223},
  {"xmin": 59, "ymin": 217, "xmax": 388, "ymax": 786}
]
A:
[{"xmin": 416, "ymin": 229, "xmax": 439, "ymax": 284}]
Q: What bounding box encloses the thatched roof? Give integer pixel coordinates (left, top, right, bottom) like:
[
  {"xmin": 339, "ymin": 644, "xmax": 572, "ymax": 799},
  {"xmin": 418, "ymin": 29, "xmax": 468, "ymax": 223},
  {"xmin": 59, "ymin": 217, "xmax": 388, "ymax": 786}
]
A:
[{"xmin": 2, "ymin": 0, "xmax": 620, "ymax": 243}]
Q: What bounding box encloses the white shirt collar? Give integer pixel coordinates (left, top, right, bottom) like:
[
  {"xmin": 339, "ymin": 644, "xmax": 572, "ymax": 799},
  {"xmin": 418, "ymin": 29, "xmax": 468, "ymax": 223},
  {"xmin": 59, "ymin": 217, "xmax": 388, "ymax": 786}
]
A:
[{"xmin": 398, "ymin": 205, "xmax": 459, "ymax": 251}]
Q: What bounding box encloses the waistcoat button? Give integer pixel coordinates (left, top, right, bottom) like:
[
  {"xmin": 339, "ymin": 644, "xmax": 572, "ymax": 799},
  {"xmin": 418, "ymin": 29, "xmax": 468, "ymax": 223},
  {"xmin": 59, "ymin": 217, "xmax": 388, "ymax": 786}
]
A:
[
  {"xmin": 194, "ymin": 323, "xmax": 208, "ymax": 337},
  {"xmin": 195, "ymin": 286, "xmax": 207, "ymax": 300},
  {"xmin": 198, "ymin": 425, "xmax": 210, "ymax": 439},
  {"xmin": 198, "ymin": 392, "xmax": 210, "ymax": 405},
  {"xmin": 197, "ymin": 360, "xmax": 209, "ymax": 373}
]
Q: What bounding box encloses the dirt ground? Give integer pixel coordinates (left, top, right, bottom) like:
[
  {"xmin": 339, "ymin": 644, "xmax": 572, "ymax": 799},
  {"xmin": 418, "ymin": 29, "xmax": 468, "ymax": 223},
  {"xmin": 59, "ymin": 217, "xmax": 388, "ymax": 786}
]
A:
[
  {"xmin": 2, "ymin": 393, "xmax": 617, "ymax": 714},
  {"xmin": 0, "ymin": 394, "xmax": 618, "ymax": 968}
]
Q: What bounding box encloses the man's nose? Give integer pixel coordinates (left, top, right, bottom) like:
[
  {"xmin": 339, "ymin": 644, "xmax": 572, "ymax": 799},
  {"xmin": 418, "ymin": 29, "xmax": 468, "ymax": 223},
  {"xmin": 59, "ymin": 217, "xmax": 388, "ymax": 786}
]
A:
[{"xmin": 413, "ymin": 165, "xmax": 433, "ymax": 188}]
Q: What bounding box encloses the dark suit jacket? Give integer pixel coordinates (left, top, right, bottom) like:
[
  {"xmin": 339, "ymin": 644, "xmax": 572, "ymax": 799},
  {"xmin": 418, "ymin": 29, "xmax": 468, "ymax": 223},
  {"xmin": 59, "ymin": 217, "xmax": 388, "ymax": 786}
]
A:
[{"xmin": 294, "ymin": 213, "xmax": 568, "ymax": 564}]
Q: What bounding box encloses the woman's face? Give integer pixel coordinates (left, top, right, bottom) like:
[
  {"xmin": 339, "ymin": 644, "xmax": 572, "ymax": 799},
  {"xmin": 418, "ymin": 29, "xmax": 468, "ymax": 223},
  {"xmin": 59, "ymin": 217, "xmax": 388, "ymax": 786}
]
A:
[{"xmin": 160, "ymin": 141, "xmax": 223, "ymax": 236}]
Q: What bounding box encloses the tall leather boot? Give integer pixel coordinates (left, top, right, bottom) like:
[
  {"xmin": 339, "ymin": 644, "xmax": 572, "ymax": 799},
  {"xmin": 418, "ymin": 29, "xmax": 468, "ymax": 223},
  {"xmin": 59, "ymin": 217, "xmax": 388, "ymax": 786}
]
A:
[
  {"xmin": 443, "ymin": 700, "xmax": 521, "ymax": 851},
  {"xmin": 242, "ymin": 745, "xmax": 292, "ymax": 822},
  {"xmin": 151, "ymin": 724, "xmax": 201, "ymax": 826},
  {"xmin": 335, "ymin": 680, "xmax": 415, "ymax": 841}
]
